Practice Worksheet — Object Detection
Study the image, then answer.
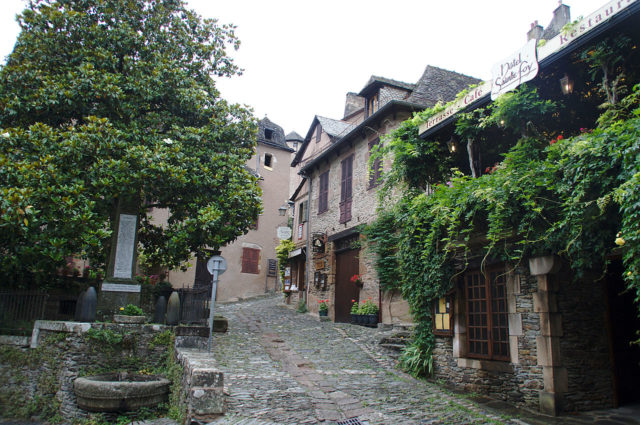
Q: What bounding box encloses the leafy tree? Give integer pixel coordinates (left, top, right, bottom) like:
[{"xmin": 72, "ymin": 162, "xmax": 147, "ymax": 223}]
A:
[{"xmin": 0, "ymin": 0, "xmax": 261, "ymax": 287}]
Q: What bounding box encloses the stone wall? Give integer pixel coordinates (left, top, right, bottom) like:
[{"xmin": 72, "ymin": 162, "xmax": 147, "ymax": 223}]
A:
[
  {"xmin": 0, "ymin": 321, "xmax": 173, "ymax": 421},
  {"xmin": 557, "ymin": 277, "xmax": 613, "ymax": 411},
  {"xmin": 432, "ymin": 257, "xmax": 617, "ymax": 414}
]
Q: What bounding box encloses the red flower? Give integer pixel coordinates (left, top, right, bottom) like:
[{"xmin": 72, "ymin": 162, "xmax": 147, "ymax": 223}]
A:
[{"xmin": 557, "ymin": 134, "xmax": 564, "ymax": 140}]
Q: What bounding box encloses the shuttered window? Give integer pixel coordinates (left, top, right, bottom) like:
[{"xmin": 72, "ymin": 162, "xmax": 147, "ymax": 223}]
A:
[
  {"xmin": 339, "ymin": 155, "xmax": 353, "ymax": 224},
  {"xmin": 368, "ymin": 138, "xmax": 382, "ymax": 188},
  {"xmin": 241, "ymin": 248, "xmax": 260, "ymax": 274},
  {"xmin": 465, "ymin": 268, "xmax": 510, "ymax": 361},
  {"xmin": 318, "ymin": 170, "xmax": 329, "ymax": 213}
]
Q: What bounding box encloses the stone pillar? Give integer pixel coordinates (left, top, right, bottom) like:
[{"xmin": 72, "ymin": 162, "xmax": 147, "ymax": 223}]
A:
[{"xmin": 529, "ymin": 255, "xmax": 566, "ymax": 416}]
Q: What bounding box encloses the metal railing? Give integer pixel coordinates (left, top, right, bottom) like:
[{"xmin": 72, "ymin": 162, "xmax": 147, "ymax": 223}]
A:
[{"xmin": 0, "ymin": 291, "xmax": 49, "ymax": 335}]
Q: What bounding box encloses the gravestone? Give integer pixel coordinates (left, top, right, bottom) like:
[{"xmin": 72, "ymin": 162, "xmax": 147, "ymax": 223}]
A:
[
  {"xmin": 79, "ymin": 287, "xmax": 97, "ymax": 322},
  {"xmin": 166, "ymin": 291, "xmax": 180, "ymax": 325},
  {"xmin": 74, "ymin": 289, "xmax": 86, "ymax": 321},
  {"xmin": 153, "ymin": 296, "xmax": 167, "ymax": 324}
]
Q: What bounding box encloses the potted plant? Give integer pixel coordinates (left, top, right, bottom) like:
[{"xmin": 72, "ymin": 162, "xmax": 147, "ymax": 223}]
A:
[
  {"xmin": 318, "ymin": 299, "xmax": 329, "ymax": 317},
  {"xmin": 114, "ymin": 304, "xmax": 146, "ymax": 324},
  {"xmin": 359, "ymin": 298, "xmax": 379, "ymax": 325},
  {"xmin": 350, "ymin": 274, "xmax": 363, "ymax": 287},
  {"xmin": 350, "ymin": 299, "xmax": 359, "ymax": 323}
]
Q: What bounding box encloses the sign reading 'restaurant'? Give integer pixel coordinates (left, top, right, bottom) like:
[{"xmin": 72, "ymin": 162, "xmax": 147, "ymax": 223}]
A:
[
  {"xmin": 418, "ymin": 0, "xmax": 638, "ymax": 136},
  {"xmin": 491, "ymin": 39, "xmax": 539, "ymax": 100}
]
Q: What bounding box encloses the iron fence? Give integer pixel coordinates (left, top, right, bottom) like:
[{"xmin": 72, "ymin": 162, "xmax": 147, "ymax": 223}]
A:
[
  {"xmin": 177, "ymin": 287, "xmax": 210, "ymax": 325},
  {"xmin": 0, "ymin": 291, "xmax": 49, "ymax": 335}
]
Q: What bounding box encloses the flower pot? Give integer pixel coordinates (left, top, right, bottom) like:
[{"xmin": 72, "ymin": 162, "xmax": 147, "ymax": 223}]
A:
[
  {"xmin": 319, "ymin": 310, "xmax": 328, "ymax": 317},
  {"xmin": 351, "ymin": 314, "xmax": 357, "ymax": 324},
  {"xmin": 366, "ymin": 314, "xmax": 378, "ymax": 325}
]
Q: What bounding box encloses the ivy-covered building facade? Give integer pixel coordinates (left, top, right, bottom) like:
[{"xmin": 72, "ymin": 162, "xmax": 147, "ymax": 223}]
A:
[{"xmin": 367, "ymin": 0, "xmax": 640, "ymax": 416}]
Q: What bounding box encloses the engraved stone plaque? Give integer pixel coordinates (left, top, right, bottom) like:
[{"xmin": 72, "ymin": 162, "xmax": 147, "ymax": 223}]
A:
[
  {"xmin": 113, "ymin": 214, "xmax": 137, "ymax": 279},
  {"xmin": 101, "ymin": 283, "xmax": 141, "ymax": 293}
]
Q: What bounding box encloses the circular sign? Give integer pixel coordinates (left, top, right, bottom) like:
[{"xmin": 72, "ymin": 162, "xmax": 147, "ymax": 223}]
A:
[
  {"xmin": 206, "ymin": 255, "xmax": 227, "ymax": 275},
  {"xmin": 277, "ymin": 226, "xmax": 292, "ymax": 240}
]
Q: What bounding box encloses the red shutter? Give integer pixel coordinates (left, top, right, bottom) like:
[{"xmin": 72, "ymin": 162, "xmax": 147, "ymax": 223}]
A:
[{"xmin": 241, "ymin": 248, "xmax": 260, "ymax": 274}]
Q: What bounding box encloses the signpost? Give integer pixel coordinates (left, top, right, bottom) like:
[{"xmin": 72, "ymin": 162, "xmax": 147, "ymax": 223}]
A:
[{"xmin": 206, "ymin": 255, "xmax": 227, "ymax": 352}]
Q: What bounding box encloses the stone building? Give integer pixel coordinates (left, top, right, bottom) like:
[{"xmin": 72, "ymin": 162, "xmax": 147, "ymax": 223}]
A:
[
  {"xmin": 416, "ymin": 0, "xmax": 640, "ymax": 415},
  {"xmin": 165, "ymin": 117, "xmax": 293, "ymax": 301},
  {"xmin": 287, "ymin": 66, "xmax": 480, "ymax": 322}
]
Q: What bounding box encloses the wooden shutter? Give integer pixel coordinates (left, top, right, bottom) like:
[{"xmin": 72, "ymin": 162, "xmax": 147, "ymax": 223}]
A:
[
  {"xmin": 339, "ymin": 155, "xmax": 353, "ymax": 223},
  {"xmin": 315, "ymin": 124, "xmax": 322, "ymax": 142},
  {"xmin": 241, "ymin": 248, "xmax": 260, "ymax": 274},
  {"xmin": 318, "ymin": 171, "xmax": 329, "ymax": 213}
]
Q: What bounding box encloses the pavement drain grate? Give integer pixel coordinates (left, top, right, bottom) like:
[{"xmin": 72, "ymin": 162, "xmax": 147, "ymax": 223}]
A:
[{"xmin": 336, "ymin": 418, "xmax": 364, "ymax": 425}]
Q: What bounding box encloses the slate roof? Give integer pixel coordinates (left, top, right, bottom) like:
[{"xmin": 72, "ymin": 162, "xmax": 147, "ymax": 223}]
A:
[
  {"xmin": 285, "ymin": 131, "xmax": 304, "ymax": 142},
  {"xmin": 258, "ymin": 117, "xmax": 294, "ymax": 152},
  {"xmin": 291, "ymin": 116, "xmax": 355, "ymax": 166},
  {"xmin": 407, "ymin": 65, "xmax": 482, "ymax": 107},
  {"xmin": 359, "ymin": 76, "xmax": 416, "ymax": 97},
  {"xmin": 316, "ymin": 116, "xmax": 355, "ymax": 138}
]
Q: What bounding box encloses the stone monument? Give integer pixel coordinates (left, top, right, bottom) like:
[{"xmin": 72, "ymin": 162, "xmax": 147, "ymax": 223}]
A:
[{"xmin": 97, "ymin": 197, "xmax": 142, "ymax": 318}]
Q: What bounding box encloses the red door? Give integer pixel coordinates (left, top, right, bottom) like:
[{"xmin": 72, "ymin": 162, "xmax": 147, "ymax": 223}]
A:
[{"xmin": 334, "ymin": 248, "xmax": 359, "ymax": 322}]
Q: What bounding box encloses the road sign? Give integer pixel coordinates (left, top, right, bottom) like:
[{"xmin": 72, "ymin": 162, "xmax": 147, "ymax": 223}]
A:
[{"xmin": 207, "ymin": 255, "xmax": 227, "ymax": 275}]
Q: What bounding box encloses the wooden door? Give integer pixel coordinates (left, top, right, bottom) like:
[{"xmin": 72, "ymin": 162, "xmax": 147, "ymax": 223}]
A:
[{"xmin": 334, "ymin": 248, "xmax": 359, "ymax": 322}]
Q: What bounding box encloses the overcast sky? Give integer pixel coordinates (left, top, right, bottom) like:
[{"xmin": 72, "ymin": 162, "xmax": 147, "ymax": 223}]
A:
[{"xmin": 1, "ymin": 0, "xmax": 607, "ymax": 136}]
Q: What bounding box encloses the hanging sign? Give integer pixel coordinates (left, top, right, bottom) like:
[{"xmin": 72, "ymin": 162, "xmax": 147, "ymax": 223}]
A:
[
  {"xmin": 277, "ymin": 226, "xmax": 292, "ymax": 240},
  {"xmin": 491, "ymin": 39, "xmax": 539, "ymax": 100}
]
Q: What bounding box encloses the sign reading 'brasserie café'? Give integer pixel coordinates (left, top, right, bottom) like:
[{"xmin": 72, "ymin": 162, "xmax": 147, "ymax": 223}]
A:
[{"xmin": 491, "ymin": 39, "xmax": 539, "ymax": 100}]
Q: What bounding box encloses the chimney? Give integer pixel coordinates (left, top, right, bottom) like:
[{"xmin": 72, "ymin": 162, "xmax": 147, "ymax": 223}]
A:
[
  {"xmin": 527, "ymin": 20, "xmax": 544, "ymax": 41},
  {"xmin": 542, "ymin": 2, "xmax": 571, "ymax": 40},
  {"xmin": 343, "ymin": 92, "xmax": 365, "ymax": 119}
]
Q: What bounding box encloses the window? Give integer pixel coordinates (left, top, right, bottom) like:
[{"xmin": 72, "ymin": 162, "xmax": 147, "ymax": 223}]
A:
[
  {"xmin": 318, "ymin": 170, "xmax": 329, "ymax": 213},
  {"xmin": 368, "ymin": 138, "xmax": 382, "ymax": 188},
  {"xmin": 366, "ymin": 93, "xmax": 379, "ymax": 117},
  {"xmin": 298, "ymin": 200, "xmax": 308, "ymax": 223},
  {"xmin": 339, "ymin": 155, "xmax": 353, "ymax": 223},
  {"xmin": 315, "ymin": 124, "xmax": 322, "ymax": 143},
  {"xmin": 264, "ymin": 128, "xmax": 274, "ymax": 140},
  {"xmin": 433, "ymin": 295, "xmax": 453, "ymax": 336},
  {"xmin": 241, "ymin": 248, "xmax": 260, "ymax": 274},
  {"xmin": 465, "ymin": 268, "xmax": 509, "ymax": 361},
  {"xmin": 264, "ymin": 153, "xmax": 273, "ymax": 169}
]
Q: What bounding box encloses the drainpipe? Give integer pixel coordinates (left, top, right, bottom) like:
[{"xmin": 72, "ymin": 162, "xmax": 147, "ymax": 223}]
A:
[{"xmin": 305, "ymin": 172, "xmax": 313, "ymax": 304}]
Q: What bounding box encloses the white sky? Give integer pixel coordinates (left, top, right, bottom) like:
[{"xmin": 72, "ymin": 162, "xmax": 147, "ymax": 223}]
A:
[{"xmin": 1, "ymin": 0, "xmax": 607, "ymax": 136}]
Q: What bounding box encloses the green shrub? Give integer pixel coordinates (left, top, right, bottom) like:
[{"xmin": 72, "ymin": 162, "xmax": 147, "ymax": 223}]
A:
[{"xmin": 121, "ymin": 304, "xmax": 144, "ymax": 316}]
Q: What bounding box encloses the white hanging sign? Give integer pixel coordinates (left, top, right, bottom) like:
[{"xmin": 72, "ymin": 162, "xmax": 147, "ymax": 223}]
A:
[{"xmin": 491, "ymin": 39, "xmax": 539, "ymax": 100}]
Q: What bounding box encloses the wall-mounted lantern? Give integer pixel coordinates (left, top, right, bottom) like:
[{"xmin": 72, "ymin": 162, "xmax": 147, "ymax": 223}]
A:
[
  {"xmin": 446, "ymin": 137, "xmax": 458, "ymax": 153},
  {"xmin": 560, "ymin": 73, "xmax": 574, "ymax": 95},
  {"xmin": 312, "ymin": 232, "xmax": 326, "ymax": 253},
  {"xmin": 278, "ymin": 204, "xmax": 288, "ymax": 216}
]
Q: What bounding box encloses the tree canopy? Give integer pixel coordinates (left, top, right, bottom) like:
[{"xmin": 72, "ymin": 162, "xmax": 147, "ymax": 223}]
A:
[{"xmin": 0, "ymin": 0, "xmax": 261, "ymax": 287}]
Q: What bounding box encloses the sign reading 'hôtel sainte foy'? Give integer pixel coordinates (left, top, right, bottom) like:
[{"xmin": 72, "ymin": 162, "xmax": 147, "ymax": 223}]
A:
[
  {"xmin": 419, "ymin": 0, "xmax": 638, "ymax": 135},
  {"xmin": 491, "ymin": 39, "xmax": 539, "ymax": 100}
]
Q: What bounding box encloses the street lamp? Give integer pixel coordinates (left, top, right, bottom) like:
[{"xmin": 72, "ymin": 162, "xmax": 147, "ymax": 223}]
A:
[{"xmin": 278, "ymin": 204, "xmax": 288, "ymax": 216}]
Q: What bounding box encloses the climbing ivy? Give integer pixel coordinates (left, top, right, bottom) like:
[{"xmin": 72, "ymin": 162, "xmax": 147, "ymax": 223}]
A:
[{"xmin": 365, "ymin": 49, "xmax": 640, "ymax": 376}]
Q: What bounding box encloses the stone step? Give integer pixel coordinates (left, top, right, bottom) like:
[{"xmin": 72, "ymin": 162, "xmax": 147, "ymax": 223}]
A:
[{"xmin": 379, "ymin": 343, "xmax": 407, "ymax": 352}]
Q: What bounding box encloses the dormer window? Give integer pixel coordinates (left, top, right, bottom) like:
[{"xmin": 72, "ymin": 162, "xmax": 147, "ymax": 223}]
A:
[
  {"xmin": 264, "ymin": 128, "xmax": 274, "ymax": 140},
  {"xmin": 366, "ymin": 92, "xmax": 379, "ymax": 118}
]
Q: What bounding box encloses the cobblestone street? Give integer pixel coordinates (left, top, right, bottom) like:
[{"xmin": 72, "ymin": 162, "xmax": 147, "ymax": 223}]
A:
[{"xmin": 205, "ymin": 295, "xmax": 515, "ymax": 425}]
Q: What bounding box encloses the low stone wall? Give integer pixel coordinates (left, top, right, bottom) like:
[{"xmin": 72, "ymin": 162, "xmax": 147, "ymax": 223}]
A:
[
  {"xmin": 176, "ymin": 348, "xmax": 225, "ymax": 422},
  {"xmin": 0, "ymin": 320, "xmax": 173, "ymax": 421}
]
